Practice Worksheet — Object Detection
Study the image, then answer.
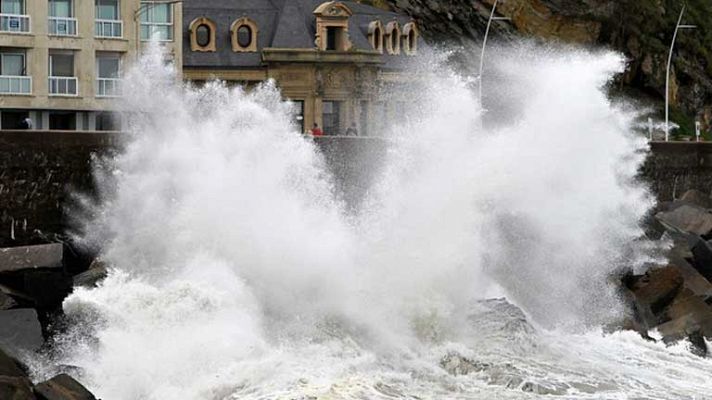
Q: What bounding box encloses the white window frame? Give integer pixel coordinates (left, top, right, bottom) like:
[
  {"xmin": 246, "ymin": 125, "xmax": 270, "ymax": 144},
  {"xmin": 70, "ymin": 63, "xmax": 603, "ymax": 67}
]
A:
[
  {"xmin": 0, "ymin": 51, "xmax": 25, "ymax": 75},
  {"xmin": 48, "ymin": 0, "xmax": 78, "ymax": 36},
  {"xmin": 0, "ymin": 51, "xmax": 31, "ymax": 94},
  {"xmin": 95, "ymin": 53, "xmax": 122, "ymax": 97},
  {"xmin": 48, "ymin": 52, "xmax": 78, "ymax": 96},
  {"xmin": 0, "ymin": 0, "xmax": 30, "ymax": 34},
  {"xmin": 140, "ymin": 1, "xmax": 173, "ymax": 42},
  {"xmin": 95, "ymin": 0, "xmax": 122, "ymax": 38}
]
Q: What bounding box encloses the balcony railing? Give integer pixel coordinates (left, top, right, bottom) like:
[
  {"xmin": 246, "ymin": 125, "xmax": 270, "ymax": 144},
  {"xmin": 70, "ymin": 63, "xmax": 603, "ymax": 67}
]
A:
[
  {"xmin": 48, "ymin": 16, "xmax": 77, "ymax": 36},
  {"xmin": 48, "ymin": 76, "xmax": 78, "ymax": 96},
  {"xmin": 96, "ymin": 78, "xmax": 121, "ymax": 97},
  {"xmin": 0, "ymin": 76, "xmax": 31, "ymax": 94},
  {"xmin": 95, "ymin": 19, "xmax": 122, "ymax": 38},
  {"xmin": 0, "ymin": 13, "xmax": 30, "ymax": 33}
]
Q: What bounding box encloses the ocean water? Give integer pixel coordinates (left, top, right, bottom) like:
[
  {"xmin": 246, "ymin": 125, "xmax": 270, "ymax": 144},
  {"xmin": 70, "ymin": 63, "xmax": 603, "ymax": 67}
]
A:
[{"xmin": 39, "ymin": 44, "xmax": 712, "ymax": 399}]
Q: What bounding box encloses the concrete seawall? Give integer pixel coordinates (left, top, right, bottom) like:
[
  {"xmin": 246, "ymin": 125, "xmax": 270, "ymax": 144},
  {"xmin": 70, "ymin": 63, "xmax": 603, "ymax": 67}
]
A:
[
  {"xmin": 642, "ymin": 141, "xmax": 712, "ymax": 201},
  {"xmin": 0, "ymin": 131, "xmax": 709, "ymax": 246}
]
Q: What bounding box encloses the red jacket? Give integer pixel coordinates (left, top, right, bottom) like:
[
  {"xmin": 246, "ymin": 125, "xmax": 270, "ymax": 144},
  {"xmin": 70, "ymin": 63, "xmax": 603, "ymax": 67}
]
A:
[{"xmin": 311, "ymin": 127, "xmax": 324, "ymax": 136}]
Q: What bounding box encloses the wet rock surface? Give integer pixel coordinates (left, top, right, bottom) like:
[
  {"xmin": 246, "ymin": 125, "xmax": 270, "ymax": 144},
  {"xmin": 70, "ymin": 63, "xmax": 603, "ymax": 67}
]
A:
[
  {"xmin": 0, "ymin": 244, "xmax": 101, "ymax": 399},
  {"xmin": 0, "ymin": 309, "xmax": 44, "ymax": 356},
  {"xmin": 34, "ymin": 374, "xmax": 97, "ymax": 400},
  {"xmin": 625, "ymin": 189, "xmax": 712, "ymax": 356}
]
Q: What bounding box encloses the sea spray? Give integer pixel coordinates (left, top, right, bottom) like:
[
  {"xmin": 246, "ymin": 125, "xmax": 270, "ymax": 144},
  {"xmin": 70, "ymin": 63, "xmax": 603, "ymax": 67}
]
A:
[{"xmin": 47, "ymin": 44, "xmax": 712, "ymax": 399}]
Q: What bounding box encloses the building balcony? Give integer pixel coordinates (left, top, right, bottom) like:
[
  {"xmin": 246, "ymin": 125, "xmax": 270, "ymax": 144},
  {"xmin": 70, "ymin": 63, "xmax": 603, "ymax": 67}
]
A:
[
  {"xmin": 48, "ymin": 17, "xmax": 78, "ymax": 36},
  {"xmin": 96, "ymin": 78, "xmax": 121, "ymax": 97},
  {"xmin": 95, "ymin": 19, "xmax": 122, "ymax": 39},
  {"xmin": 0, "ymin": 14, "xmax": 30, "ymax": 33},
  {"xmin": 0, "ymin": 76, "xmax": 31, "ymax": 94},
  {"xmin": 48, "ymin": 76, "xmax": 78, "ymax": 96}
]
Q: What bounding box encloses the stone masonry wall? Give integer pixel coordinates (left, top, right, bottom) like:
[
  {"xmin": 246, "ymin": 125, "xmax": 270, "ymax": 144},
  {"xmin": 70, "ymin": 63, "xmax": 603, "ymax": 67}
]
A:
[
  {"xmin": 642, "ymin": 142, "xmax": 712, "ymax": 202},
  {"xmin": 0, "ymin": 131, "xmax": 119, "ymax": 247},
  {"xmin": 0, "ymin": 132, "xmax": 708, "ymax": 246}
]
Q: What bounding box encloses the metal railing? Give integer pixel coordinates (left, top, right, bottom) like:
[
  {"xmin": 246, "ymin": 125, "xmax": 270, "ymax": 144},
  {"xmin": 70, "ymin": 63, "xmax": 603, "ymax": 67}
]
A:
[
  {"xmin": 95, "ymin": 19, "xmax": 122, "ymax": 38},
  {"xmin": 0, "ymin": 13, "xmax": 30, "ymax": 33},
  {"xmin": 48, "ymin": 76, "xmax": 78, "ymax": 96},
  {"xmin": 48, "ymin": 16, "xmax": 77, "ymax": 36},
  {"xmin": 0, "ymin": 76, "xmax": 31, "ymax": 94},
  {"xmin": 96, "ymin": 78, "xmax": 121, "ymax": 97}
]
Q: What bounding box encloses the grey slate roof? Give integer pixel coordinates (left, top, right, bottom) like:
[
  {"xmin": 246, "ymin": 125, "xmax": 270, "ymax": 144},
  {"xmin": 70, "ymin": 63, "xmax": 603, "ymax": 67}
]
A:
[{"xmin": 182, "ymin": 0, "xmax": 421, "ymax": 70}]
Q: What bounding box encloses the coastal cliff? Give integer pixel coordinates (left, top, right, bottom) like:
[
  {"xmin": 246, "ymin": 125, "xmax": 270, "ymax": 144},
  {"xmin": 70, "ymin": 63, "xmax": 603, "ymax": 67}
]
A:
[{"xmin": 360, "ymin": 0, "xmax": 712, "ymax": 137}]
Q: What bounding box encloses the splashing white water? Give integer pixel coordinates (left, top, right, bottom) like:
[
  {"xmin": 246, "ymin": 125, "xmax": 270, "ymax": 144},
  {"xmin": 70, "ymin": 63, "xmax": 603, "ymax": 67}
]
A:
[{"xmin": 49, "ymin": 44, "xmax": 712, "ymax": 399}]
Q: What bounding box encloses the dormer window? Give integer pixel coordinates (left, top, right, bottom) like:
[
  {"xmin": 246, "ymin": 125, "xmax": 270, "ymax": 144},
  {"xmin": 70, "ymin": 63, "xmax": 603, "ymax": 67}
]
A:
[
  {"xmin": 313, "ymin": 2, "xmax": 352, "ymax": 52},
  {"xmin": 231, "ymin": 17, "xmax": 258, "ymax": 52},
  {"xmin": 402, "ymin": 22, "xmax": 418, "ymax": 55},
  {"xmin": 368, "ymin": 20, "xmax": 384, "ymax": 53},
  {"xmin": 189, "ymin": 17, "xmax": 216, "ymax": 52},
  {"xmin": 385, "ymin": 21, "xmax": 400, "ymax": 55}
]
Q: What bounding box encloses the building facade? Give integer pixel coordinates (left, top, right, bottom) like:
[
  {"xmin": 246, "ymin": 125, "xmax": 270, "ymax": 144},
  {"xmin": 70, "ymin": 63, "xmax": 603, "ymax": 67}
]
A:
[
  {"xmin": 182, "ymin": 0, "xmax": 421, "ymax": 136},
  {"xmin": 0, "ymin": 0, "xmax": 182, "ymax": 130}
]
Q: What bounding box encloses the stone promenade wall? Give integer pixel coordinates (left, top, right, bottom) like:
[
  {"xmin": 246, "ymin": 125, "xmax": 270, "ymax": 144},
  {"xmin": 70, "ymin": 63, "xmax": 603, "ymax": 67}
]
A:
[
  {"xmin": 0, "ymin": 131, "xmax": 119, "ymax": 247},
  {"xmin": 642, "ymin": 142, "xmax": 712, "ymax": 202},
  {"xmin": 0, "ymin": 132, "xmax": 708, "ymax": 246}
]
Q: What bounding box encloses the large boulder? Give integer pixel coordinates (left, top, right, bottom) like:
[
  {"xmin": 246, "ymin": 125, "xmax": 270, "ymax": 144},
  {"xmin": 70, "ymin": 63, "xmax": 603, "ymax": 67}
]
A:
[
  {"xmin": 0, "ymin": 347, "xmax": 27, "ymax": 377},
  {"xmin": 21, "ymin": 271, "xmax": 72, "ymax": 310},
  {"xmin": 0, "ymin": 284, "xmax": 34, "ymax": 308},
  {"xmin": 691, "ymin": 238, "xmax": 712, "ymax": 282},
  {"xmin": 627, "ymin": 266, "xmax": 684, "ymax": 320},
  {"xmin": 0, "ymin": 245, "xmax": 63, "ymax": 274},
  {"xmin": 34, "ymin": 374, "xmax": 96, "ymax": 400},
  {"xmin": 73, "ymin": 260, "xmax": 108, "ymax": 289},
  {"xmin": 680, "ymin": 189, "xmax": 712, "ymax": 210},
  {"xmin": 0, "ymin": 291, "xmax": 18, "ymax": 310},
  {"xmin": 655, "ymin": 205, "xmax": 712, "ymax": 236},
  {"xmin": 0, "ymin": 376, "xmax": 35, "ymax": 400},
  {"xmin": 0, "ymin": 309, "xmax": 44, "ymax": 355}
]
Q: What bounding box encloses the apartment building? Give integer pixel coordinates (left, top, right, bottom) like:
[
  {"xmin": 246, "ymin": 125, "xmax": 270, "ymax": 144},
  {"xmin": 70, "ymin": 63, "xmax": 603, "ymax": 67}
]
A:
[
  {"xmin": 0, "ymin": 0, "xmax": 182, "ymax": 130},
  {"xmin": 182, "ymin": 0, "xmax": 422, "ymax": 136}
]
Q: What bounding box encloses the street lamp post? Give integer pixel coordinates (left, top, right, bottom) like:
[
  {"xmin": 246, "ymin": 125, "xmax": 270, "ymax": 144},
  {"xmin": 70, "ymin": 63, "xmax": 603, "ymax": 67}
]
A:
[
  {"xmin": 478, "ymin": 0, "xmax": 510, "ymax": 107},
  {"xmin": 665, "ymin": 6, "xmax": 696, "ymax": 141}
]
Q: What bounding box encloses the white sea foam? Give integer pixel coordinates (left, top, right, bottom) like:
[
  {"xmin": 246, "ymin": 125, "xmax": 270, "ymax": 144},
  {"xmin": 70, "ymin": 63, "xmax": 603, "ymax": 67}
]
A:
[{"xmin": 47, "ymin": 44, "xmax": 712, "ymax": 399}]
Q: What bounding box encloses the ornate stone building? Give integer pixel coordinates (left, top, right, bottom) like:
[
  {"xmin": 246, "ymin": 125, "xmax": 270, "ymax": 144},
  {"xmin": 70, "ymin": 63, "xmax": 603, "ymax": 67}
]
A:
[
  {"xmin": 0, "ymin": 0, "xmax": 182, "ymax": 130},
  {"xmin": 182, "ymin": 0, "xmax": 421, "ymax": 135}
]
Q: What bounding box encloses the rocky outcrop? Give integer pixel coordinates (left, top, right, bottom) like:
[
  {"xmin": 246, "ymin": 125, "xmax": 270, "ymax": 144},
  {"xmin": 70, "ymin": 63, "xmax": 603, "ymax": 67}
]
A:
[
  {"xmin": 382, "ymin": 0, "xmax": 712, "ymax": 136},
  {"xmin": 0, "ymin": 345, "xmax": 97, "ymax": 400},
  {"xmin": 0, "ymin": 244, "xmax": 101, "ymax": 400},
  {"xmin": 34, "ymin": 374, "xmax": 97, "ymax": 400},
  {"xmin": 624, "ymin": 189, "xmax": 712, "ymax": 356}
]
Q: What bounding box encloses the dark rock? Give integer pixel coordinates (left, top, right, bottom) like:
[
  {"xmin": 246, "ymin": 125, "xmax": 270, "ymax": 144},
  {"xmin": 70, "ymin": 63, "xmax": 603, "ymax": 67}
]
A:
[
  {"xmin": 0, "ymin": 309, "xmax": 44, "ymax": 355},
  {"xmin": 73, "ymin": 260, "xmax": 108, "ymax": 289},
  {"xmin": 688, "ymin": 330, "xmax": 708, "ymax": 358},
  {"xmin": 34, "ymin": 374, "xmax": 96, "ymax": 400},
  {"xmin": 669, "ymin": 260, "xmax": 712, "ymax": 298},
  {"xmin": 0, "ymin": 284, "xmax": 35, "ymax": 307},
  {"xmin": 0, "ymin": 346, "xmax": 27, "ymax": 377},
  {"xmin": 0, "ymin": 376, "xmax": 35, "ymax": 400},
  {"xmin": 627, "ymin": 266, "xmax": 684, "ymax": 317},
  {"xmin": 657, "ymin": 288, "xmax": 712, "ymax": 345},
  {"xmin": 680, "ymin": 190, "xmax": 712, "ymax": 210},
  {"xmin": 22, "ymin": 270, "xmax": 73, "ymax": 310},
  {"xmin": 0, "ymin": 245, "xmax": 63, "ymax": 274},
  {"xmin": 691, "ymin": 239, "xmax": 712, "ymax": 282},
  {"xmin": 656, "ymin": 205, "xmax": 712, "ymax": 236},
  {"xmin": 662, "ymin": 289, "xmax": 712, "ymax": 331},
  {"xmin": 0, "ymin": 291, "xmax": 18, "ymax": 310}
]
